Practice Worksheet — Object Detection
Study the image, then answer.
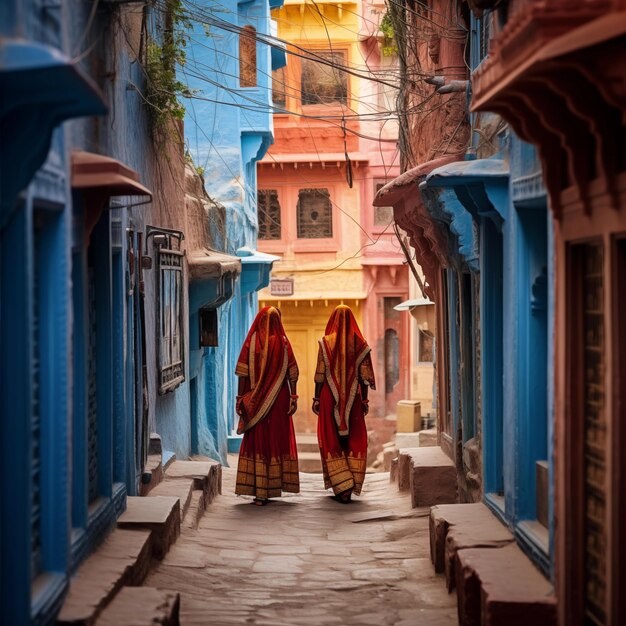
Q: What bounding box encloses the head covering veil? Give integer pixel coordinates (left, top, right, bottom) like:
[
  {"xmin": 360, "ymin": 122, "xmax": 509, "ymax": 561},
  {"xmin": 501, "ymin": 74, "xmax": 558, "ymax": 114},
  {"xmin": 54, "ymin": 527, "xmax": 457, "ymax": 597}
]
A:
[
  {"xmin": 319, "ymin": 305, "xmax": 371, "ymax": 435},
  {"xmin": 235, "ymin": 306, "xmax": 291, "ymax": 434}
]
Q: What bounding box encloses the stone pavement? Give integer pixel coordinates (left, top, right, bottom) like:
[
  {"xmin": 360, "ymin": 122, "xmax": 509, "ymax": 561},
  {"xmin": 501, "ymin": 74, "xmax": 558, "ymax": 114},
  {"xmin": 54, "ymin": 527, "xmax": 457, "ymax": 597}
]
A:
[{"xmin": 146, "ymin": 468, "xmax": 458, "ymax": 626}]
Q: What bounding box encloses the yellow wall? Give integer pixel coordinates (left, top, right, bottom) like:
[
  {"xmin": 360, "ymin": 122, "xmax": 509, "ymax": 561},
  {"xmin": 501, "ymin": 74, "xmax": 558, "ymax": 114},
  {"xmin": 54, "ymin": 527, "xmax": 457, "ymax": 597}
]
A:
[
  {"xmin": 260, "ymin": 2, "xmax": 393, "ymax": 430},
  {"xmin": 273, "ymin": 2, "xmax": 361, "ymax": 114},
  {"xmin": 259, "ymin": 297, "xmax": 364, "ymax": 433}
]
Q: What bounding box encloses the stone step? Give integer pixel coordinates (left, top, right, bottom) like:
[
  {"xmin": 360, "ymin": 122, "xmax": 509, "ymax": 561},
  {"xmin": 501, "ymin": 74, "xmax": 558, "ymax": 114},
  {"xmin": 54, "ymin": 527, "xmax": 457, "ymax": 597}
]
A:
[
  {"xmin": 140, "ymin": 434, "xmax": 175, "ymax": 496},
  {"xmin": 397, "ymin": 446, "xmax": 457, "ymax": 508},
  {"xmin": 182, "ymin": 489, "xmax": 206, "ymax": 532},
  {"xmin": 397, "ymin": 448, "xmax": 417, "ymax": 491},
  {"xmin": 148, "ymin": 478, "xmax": 195, "ymax": 522},
  {"xmin": 382, "ymin": 445, "xmax": 398, "ymax": 471},
  {"xmin": 140, "ymin": 454, "xmax": 164, "ymax": 496},
  {"xmin": 394, "ymin": 431, "xmax": 422, "ymax": 448},
  {"xmin": 117, "ymin": 496, "xmax": 180, "ymax": 560},
  {"xmin": 429, "ymin": 503, "xmax": 514, "ymax": 591},
  {"xmin": 295, "ymin": 433, "xmax": 320, "ymax": 454},
  {"xmin": 417, "ymin": 428, "xmax": 437, "ymax": 447},
  {"xmin": 298, "ymin": 451, "xmax": 323, "ymax": 473},
  {"xmin": 94, "ymin": 586, "xmax": 180, "ymax": 626},
  {"xmin": 166, "ymin": 459, "xmax": 221, "ymax": 505},
  {"xmin": 57, "ymin": 529, "xmax": 152, "ymax": 625},
  {"xmin": 390, "ymin": 456, "xmax": 399, "ymax": 483},
  {"xmin": 456, "ymin": 543, "xmax": 556, "ymax": 626}
]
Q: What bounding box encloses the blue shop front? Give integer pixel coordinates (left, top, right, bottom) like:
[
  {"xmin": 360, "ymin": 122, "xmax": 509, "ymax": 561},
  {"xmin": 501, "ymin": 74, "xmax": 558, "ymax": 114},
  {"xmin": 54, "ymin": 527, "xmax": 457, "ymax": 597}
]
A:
[{"xmin": 421, "ymin": 138, "xmax": 554, "ymax": 576}]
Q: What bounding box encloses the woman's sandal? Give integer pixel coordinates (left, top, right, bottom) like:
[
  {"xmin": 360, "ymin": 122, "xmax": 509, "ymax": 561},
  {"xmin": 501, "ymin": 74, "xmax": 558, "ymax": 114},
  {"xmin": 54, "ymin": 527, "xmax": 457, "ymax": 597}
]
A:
[
  {"xmin": 335, "ymin": 491, "xmax": 352, "ymax": 504},
  {"xmin": 253, "ymin": 498, "xmax": 269, "ymax": 506}
]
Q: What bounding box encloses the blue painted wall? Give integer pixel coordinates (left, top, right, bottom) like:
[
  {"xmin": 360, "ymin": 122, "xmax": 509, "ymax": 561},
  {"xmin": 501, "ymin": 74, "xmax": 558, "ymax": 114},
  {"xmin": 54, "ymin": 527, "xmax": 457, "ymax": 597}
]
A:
[
  {"xmin": 183, "ymin": 0, "xmax": 280, "ymax": 462},
  {"xmin": 0, "ymin": 0, "xmax": 209, "ymax": 622},
  {"xmin": 414, "ymin": 10, "xmax": 556, "ymax": 574}
]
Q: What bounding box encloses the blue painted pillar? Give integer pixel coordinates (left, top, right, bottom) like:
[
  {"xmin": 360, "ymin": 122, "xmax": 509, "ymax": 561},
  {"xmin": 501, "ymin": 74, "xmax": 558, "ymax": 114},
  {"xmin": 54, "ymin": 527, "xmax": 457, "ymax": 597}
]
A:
[
  {"xmin": 71, "ymin": 237, "xmax": 89, "ymax": 528},
  {"xmin": 481, "ymin": 218, "xmax": 504, "ymax": 496},
  {"xmin": 37, "ymin": 203, "xmax": 72, "ymax": 575},
  {"xmin": 515, "ymin": 204, "xmax": 548, "ymax": 521},
  {"xmin": 92, "ymin": 213, "xmax": 114, "ymax": 500},
  {"xmin": 447, "ymin": 269, "xmax": 461, "ymax": 441}
]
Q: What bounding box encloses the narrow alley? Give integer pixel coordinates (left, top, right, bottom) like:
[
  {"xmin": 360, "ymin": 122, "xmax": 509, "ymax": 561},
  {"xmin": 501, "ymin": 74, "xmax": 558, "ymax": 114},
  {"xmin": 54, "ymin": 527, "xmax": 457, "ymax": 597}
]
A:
[
  {"xmin": 146, "ymin": 468, "xmax": 457, "ymax": 626},
  {"xmin": 5, "ymin": 0, "xmax": 626, "ymax": 622}
]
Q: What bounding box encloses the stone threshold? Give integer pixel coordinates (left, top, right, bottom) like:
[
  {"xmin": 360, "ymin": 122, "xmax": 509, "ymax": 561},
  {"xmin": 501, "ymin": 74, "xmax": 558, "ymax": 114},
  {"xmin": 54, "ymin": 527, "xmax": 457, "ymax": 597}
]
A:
[
  {"xmin": 393, "ymin": 446, "xmax": 458, "ymax": 508},
  {"xmin": 57, "ymin": 458, "xmax": 222, "ymax": 625},
  {"xmin": 429, "ymin": 502, "xmax": 556, "ymax": 626}
]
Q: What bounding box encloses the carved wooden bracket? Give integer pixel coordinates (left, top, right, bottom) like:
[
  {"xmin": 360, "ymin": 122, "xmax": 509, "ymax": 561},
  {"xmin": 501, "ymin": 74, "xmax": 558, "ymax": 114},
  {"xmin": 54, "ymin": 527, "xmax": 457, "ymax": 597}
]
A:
[{"xmin": 472, "ymin": 11, "xmax": 626, "ymax": 219}]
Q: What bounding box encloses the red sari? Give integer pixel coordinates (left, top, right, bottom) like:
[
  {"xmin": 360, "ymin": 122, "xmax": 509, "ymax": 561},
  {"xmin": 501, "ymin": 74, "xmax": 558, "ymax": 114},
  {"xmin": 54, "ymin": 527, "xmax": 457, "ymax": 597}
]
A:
[
  {"xmin": 316, "ymin": 305, "xmax": 376, "ymax": 496},
  {"xmin": 235, "ymin": 306, "xmax": 300, "ymax": 499}
]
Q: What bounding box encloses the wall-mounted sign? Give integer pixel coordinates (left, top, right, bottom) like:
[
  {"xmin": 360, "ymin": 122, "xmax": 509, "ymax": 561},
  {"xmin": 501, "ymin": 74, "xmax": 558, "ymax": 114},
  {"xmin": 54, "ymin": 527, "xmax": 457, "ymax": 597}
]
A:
[{"xmin": 270, "ymin": 278, "xmax": 294, "ymax": 297}]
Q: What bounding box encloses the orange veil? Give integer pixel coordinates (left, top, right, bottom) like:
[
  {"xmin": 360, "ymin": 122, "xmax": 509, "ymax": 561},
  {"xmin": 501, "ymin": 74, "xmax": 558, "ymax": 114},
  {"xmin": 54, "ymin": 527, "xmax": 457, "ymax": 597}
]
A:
[
  {"xmin": 235, "ymin": 306, "xmax": 295, "ymax": 434},
  {"xmin": 319, "ymin": 305, "xmax": 373, "ymax": 435}
]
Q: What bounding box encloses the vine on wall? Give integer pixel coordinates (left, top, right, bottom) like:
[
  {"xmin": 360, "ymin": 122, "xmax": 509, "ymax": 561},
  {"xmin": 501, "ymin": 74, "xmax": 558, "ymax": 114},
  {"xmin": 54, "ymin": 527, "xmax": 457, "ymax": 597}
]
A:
[
  {"xmin": 143, "ymin": 0, "xmax": 195, "ymax": 137},
  {"xmin": 381, "ymin": 12, "xmax": 398, "ymax": 57}
]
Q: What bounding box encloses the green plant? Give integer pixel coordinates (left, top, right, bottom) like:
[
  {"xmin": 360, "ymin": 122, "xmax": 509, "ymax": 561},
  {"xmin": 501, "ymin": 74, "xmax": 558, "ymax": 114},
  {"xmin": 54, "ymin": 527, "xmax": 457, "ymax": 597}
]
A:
[
  {"xmin": 380, "ymin": 11, "xmax": 398, "ymax": 57},
  {"xmin": 144, "ymin": 0, "xmax": 196, "ymax": 136}
]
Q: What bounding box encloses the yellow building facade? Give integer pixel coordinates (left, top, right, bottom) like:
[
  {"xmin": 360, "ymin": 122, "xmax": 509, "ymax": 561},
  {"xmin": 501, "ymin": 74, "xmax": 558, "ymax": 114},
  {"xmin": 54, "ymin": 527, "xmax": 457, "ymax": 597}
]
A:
[{"xmin": 259, "ymin": 0, "xmax": 410, "ymax": 435}]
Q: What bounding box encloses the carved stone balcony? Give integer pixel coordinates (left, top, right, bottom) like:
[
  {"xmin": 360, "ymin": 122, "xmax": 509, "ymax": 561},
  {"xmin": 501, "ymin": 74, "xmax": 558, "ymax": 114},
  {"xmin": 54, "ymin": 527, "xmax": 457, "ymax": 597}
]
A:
[{"xmin": 471, "ymin": 1, "xmax": 626, "ymax": 218}]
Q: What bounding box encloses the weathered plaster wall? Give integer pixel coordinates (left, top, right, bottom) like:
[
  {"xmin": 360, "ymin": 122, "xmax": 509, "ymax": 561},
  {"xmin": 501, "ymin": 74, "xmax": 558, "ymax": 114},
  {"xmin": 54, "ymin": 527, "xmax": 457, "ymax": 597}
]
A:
[
  {"xmin": 398, "ymin": 3, "xmax": 470, "ymax": 169},
  {"xmin": 184, "ymin": 0, "xmax": 277, "ymax": 460},
  {"xmin": 67, "ymin": 2, "xmax": 193, "ymax": 459}
]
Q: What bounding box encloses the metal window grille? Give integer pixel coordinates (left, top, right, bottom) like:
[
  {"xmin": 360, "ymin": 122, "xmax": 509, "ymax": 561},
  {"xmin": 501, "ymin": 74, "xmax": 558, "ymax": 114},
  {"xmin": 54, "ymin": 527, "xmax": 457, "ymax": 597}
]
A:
[
  {"xmin": 581, "ymin": 243, "xmax": 607, "ymax": 626},
  {"xmin": 478, "ymin": 13, "xmax": 490, "ymax": 62},
  {"xmin": 152, "ymin": 228, "xmax": 185, "ymax": 394},
  {"xmin": 258, "ymin": 189, "xmax": 281, "ymax": 240},
  {"xmin": 296, "ymin": 188, "xmax": 332, "ymax": 239},
  {"xmin": 301, "ymin": 51, "xmax": 347, "ymax": 106}
]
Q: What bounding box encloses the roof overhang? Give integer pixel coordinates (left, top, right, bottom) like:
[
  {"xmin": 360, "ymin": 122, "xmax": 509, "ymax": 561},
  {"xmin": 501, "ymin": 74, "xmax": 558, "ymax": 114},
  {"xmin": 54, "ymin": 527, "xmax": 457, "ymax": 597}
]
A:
[
  {"xmin": 71, "ymin": 151, "xmax": 152, "ymax": 199},
  {"xmin": 423, "ymin": 158, "xmax": 509, "ymax": 226},
  {"xmin": 371, "ymin": 155, "xmax": 465, "ymax": 299},
  {"xmin": 189, "ymin": 249, "xmax": 241, "ymax": 314},
  {"xmin": 373, "ymin": 155, "xmax": 463, "ymax": 207},
  {"xmin": 0, "ymin": 39, "xmax": 106, "ymax": 214},
  {"xmin": 260, "ymin": 152, "xmax": 369, "ymax": 168},
  {"xmin": 472, "ymin": 13, "xmax": 626, "ymax": 113},
  {"xmin": 237, "ymin": 247, "xmax": 280, "ymax": 293},
  {"xmin": 188, "ymin": 248, "xmax": 241, "ymax": 281}
]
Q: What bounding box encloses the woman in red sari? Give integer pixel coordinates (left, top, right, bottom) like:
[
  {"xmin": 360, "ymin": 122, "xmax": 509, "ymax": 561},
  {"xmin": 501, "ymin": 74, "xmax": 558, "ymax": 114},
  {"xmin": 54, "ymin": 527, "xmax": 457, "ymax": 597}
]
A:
[
  {"xmin": 313, "ymin": 305, "xmax": 376, "ymax": 503},
  {"xmin": 234, "ymin": 306, "xmax": 300, "ymax": 505}
]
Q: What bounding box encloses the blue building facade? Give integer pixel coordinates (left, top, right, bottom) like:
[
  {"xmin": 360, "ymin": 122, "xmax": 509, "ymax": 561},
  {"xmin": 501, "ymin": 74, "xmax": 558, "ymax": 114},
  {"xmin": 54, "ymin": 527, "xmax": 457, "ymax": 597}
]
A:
[
  {"xmin": 417, "ymin": 13, "xmax": 555, "ymax": 575},
  {"xmin": 0, "ymin": 0, "xmax": 251, "ymax": 622},
  {"xmin": 184, "ymin": 0, "xmax": 284, "ymax": 458},
  {"xmin": 376, "ymin": 5, "xmax": 556, "ymax": 579}
]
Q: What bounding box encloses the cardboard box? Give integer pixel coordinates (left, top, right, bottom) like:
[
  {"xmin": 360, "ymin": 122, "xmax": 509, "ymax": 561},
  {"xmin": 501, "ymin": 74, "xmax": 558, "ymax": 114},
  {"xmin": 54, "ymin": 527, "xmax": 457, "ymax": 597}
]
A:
[{"xmin": 396, "ymin": 400, "xmax": 422, "ymax": 432}]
